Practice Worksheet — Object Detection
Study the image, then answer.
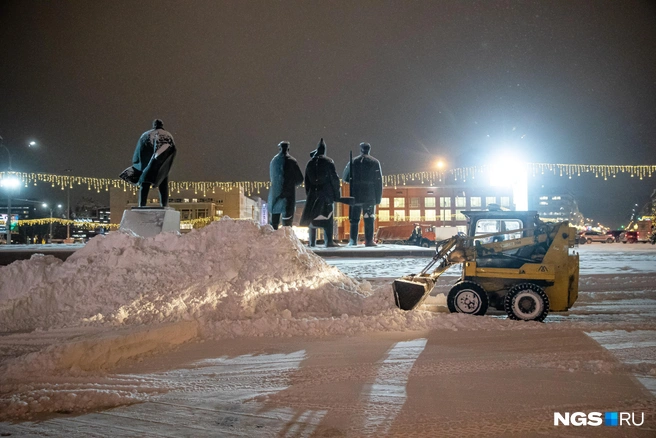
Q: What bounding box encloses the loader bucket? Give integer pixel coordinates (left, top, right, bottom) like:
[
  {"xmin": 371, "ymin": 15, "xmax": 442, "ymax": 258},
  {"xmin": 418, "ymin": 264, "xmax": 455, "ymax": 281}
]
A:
[{"xmin": 393, "ymin": 279, "xmax": 431, "ymax": 311}]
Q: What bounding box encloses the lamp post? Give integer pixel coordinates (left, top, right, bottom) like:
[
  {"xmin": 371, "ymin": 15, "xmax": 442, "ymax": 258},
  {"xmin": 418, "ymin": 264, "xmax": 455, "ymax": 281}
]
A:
[{"xmin": 42, "ymin": 203, "xmax": 63, "ymax": 243}]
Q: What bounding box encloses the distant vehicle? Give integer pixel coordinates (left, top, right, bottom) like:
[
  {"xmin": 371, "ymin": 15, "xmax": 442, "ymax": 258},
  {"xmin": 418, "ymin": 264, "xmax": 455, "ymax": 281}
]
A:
[
  {"xmin": 376, "ymin": 224, "xmax": 458, "ymax": 247},
  {"xmin": 620, "ymin": 231, "xmax": 638, "ymax": 244},
  {"xmin": 606, "ymin": 230, "xmax": 623, "ymax": 243},
  {"xmin": 636, "ymin": 220, "xmax": 653, "ymax": 243},
  {"xmin": 579, "ymin": 230, "xmax": 614, "ymax": 244}
]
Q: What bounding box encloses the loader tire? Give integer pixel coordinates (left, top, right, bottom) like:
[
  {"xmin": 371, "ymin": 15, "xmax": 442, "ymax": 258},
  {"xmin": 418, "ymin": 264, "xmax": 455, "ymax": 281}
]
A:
[
  {"xmin": 504, "ymin": 283, "xmax": 549, "ymax": 322},
  {"xmin": 447, "ymin": 281, "xmax": 489, "ymax": 316}
]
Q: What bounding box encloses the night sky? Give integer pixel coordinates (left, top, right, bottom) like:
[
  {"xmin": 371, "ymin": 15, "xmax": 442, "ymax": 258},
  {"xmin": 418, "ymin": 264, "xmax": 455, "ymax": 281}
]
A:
[{"xmin": 1, "ymin": 0, "xmax": 655, "ymax": 228}]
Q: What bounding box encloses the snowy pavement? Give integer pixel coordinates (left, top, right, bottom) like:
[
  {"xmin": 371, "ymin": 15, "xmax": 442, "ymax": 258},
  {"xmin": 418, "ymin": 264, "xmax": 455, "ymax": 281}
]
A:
[{"xmin": 1, "ymin": 223, "xmax": 655, "ymax": 436}]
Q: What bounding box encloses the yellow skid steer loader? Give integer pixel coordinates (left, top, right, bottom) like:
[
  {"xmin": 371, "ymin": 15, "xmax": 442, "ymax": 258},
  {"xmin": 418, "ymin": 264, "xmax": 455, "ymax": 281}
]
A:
[{"xmin": 393, "ymin": 211, "xmax": 579, "ymax": 322}]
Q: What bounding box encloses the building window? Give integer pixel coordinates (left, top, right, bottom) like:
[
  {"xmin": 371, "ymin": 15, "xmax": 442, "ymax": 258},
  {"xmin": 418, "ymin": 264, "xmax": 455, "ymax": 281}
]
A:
[
  {"xmin": 440, "ymin": 197, "xmax": 451, "ymax": 208},
  {"xmin": 410, "ymin": 197, "xmax": 420, "ymax": 208},
  {"xmin": 440, "ymin": 210, "xmax": 451, "ymax": 221},
  {"xmin": 394, "ymin": 198, "xmax": 405, "ymax": 208},
  {"xmin": 425, "ymin": 197, "xmax": 436, "ymax": 208},
  {"xmin": 552, "ymin": 196, "xmax": 561, "ymax": 200},
  {"xmin": 378, "ymin": 210, "xmax": 390, "ymax": 222},
  {"xmin": 192, "ymin": 198, "xmax": 198, "ymax": 203},
  {"xmin": 394, "ymin": 211, "xmax": 406, "ymax": 221},
  {"xmin": 409, "ymin": 209, "xmax": 421, "ymax": 221},
  {"xmin": 425, "ymin": 210, "xmax": 436, "ymax": 221},
  {"xmin": 470, "ymin": 197, "xmax": 481, "ymax": 208},
  {"xmin": 455, "ymin": 197, "xmax": 466, "ymax": 208},
  {"xmin": 455, "ymin": 209, "xmax": 466, "ymax": 220},
  {"xmin": 500, "ymin": 196, "xmax": 510, "ymax": 207},
  {"xmin": 539, "ymin": 201, "xmax": 548, "ymax": 205},
  {"xmin": 539, "ymin": 196, "xmax": 548, "ymax": 200},
  {"xmin": 486, "ymin": 197, "xmax": 496, "ymax": 206},
  {"xmin": 380, "ymin": 198, "xmax": 390, "ymax": 208}
]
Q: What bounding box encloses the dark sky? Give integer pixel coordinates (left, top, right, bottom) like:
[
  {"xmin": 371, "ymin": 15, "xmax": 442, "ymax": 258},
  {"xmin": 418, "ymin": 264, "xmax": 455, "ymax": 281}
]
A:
[{"xmin": 1, "ymin": 0, "xmax": 655, "ymax": 227}]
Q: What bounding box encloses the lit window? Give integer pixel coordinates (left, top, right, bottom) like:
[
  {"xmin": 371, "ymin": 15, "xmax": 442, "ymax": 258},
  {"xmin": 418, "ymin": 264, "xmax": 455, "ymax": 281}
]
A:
[
  {"xmin": 539, "ymin": 196, "xmax": 548, "ymax": 200},
  {"xmin": 440, "ymin": 197, "xmax": 451, "ymax": 208},
  {"xmin": 192, "ymin": 198, "xmax": 198, "ymax": 203},
  {"xmin": 455, "ymin": 210, "xmax": 466, "ymax": 220},
  {"xmin": 410, "ymin": 197, "xmax": 419, "ymax": 208},
  {"xmin": 552, "ymin": 196, "xmax": 561, "ymax": 200},
  {"xmin": 486, "ymin": 197, "xmax": 496, "ymax": 206},
  {"xmin": 380, "ymin": 198, "xmax": 390, "ymax": 208},
  {"xmin": 539, "ymin": 201, "xmax": 548, "ymax": 205},
  {"xmin": 440, "ymin": 210, "xmax": 451, "ymax": 221},
  {"xmin": 425, "ymin": 197, "xmax": 436, "ymax": 208},
  {"xmin": 394, "ymin": 198, "xmax": 405, "ymax": 208},
  {"xmin": 470, "ymin": 197, "xmax": 481, "ymax": 208},
  {"xmin": 378, "ymin": 210, "xmax": 390, "ymax": 222},
  {"xmin": 183, "ymin": 198, "xmax": 190, "ymax": 203},
  {"xmin": 501, "ymin": 196, "xmax": 510, "ymax": 207},
  {"xmin": 455, "ymin": 197, "xmax": 466, "ymax": 208},
  {"xmin": 425, "ymin": 210, "xmax": 436, "ymax": 221},
  {"xmin": 394, "ymin": 211, "xmax": 406, "ymax": 221},
  {"xmin": 409, "ymin": 209, "xmax": 421, "ymax": 221},
  {"xmin": 473, "ymin": 219, "xmax": 523, "ymax": 244}
]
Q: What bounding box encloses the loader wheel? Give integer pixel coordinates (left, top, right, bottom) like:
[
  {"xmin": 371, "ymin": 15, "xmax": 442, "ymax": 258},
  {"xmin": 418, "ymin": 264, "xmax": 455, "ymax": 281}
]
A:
[
  {"xmin": 504, "ymin": 283, "xmax": 549, "ymax": 322},
  {"xmin": 447, "ymin": 281, "xmax": 489, "ymax": 316}
]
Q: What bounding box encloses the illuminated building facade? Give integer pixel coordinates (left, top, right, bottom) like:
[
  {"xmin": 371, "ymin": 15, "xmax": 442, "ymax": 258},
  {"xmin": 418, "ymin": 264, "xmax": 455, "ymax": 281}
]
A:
[
  {"xmin": 109, "ymin": 186, "xmax": 264, "ymax": 231},
  {"xmin": 337, "ymin": 184, "xmax": 515, "ymax": 240},
  {"xmin": 531, "ymin": 189, "xmax": 584, "ymax": 227}
]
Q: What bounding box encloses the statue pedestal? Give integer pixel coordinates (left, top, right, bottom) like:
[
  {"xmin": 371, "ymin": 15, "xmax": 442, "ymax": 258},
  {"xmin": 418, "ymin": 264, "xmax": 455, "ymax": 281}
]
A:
[{"xmin": 119, "ymin": 207, "xmax": 180, "ymax": 238}]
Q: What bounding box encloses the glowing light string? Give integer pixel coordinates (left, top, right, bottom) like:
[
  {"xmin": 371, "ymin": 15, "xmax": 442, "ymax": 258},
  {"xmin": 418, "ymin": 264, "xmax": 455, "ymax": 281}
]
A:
[{"xmin": 0, "ymin": 163, "xmax": 653, "ymax": 197}]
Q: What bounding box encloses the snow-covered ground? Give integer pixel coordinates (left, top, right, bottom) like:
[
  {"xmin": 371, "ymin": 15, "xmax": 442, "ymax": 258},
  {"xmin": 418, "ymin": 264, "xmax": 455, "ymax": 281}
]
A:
[{"xmin": 1, "ymin": 221, "xmax": 654, "ymax": 436}]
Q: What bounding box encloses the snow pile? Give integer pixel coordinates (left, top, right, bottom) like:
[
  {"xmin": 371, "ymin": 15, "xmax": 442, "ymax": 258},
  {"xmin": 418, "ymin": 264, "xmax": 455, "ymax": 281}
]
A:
[
  {"xmin": 0, "ymin": 219, "xmax": 385, "ymax": 333},
  {"xmin": 0, "ymin": 219, "xmax": 555, "ymax": 421}
]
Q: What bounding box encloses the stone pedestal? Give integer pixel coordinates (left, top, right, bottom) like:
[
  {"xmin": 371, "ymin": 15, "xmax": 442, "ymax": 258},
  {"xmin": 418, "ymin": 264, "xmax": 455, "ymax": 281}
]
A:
[{"xmin": 119, "ymin": 207, "xmax": 180, "ymax": 238}]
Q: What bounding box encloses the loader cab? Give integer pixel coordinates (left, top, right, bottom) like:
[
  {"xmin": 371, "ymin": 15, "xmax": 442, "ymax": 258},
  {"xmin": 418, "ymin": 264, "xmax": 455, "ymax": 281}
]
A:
[{"xmin": 463, "ymin": 210, "xmax": 541, "ymax": 245}]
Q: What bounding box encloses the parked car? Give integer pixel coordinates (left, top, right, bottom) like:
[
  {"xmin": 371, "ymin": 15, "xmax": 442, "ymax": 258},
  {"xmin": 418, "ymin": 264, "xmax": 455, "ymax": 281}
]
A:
[
  {"xmin": 620, "ymin": 231, "xmax": 638, "ymax": 244},
  {"xmin": 606, "ymin": 230, "xmax": 623, "ymax": 243},
  {"xmin": 579, "ymin": 230, "xmax": 615, "ymax": 244}
]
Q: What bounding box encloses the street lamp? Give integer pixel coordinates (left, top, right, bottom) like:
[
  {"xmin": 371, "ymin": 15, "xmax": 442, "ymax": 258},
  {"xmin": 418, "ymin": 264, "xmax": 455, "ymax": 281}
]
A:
[{"xmin": 42, "ymin": 203, "xmax": 63, "ymax": 243}]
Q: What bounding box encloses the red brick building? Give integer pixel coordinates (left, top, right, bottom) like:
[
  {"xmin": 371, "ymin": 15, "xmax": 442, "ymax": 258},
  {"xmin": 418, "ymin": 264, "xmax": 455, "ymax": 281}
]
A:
[{"xmin": 337, "ymin": 184, "xmax": 515, "ymax": 241}]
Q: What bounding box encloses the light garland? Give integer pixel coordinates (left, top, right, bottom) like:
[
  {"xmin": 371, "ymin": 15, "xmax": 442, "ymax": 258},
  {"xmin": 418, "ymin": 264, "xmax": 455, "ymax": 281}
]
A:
[
  {"xmin": 15, "ymin": 217, "xmax": 119, "ymax": 230},
  {"xmin": 180, "ymin": 216, "xmax": 220, "ymax": 228},
  {"xmin": 1, "ymin": 163, "xmax": 654, "ymax": 197}
]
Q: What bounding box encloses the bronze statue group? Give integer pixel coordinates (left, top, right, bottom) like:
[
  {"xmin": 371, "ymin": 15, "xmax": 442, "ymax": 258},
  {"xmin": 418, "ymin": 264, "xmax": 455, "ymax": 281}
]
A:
[
  {"xmin": 126, "ymin": 119, "xmax": 383, "ymax": 248},
  {"xmin": 268, "ymin": 138, "xmax": 383, "ymax": 248}
]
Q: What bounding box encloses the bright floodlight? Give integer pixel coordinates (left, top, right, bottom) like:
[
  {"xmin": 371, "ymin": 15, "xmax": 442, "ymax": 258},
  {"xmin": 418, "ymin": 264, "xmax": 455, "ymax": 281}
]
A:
[
  {"xmin": 29, "ymin": 141, "xmax": 36, "ymax": 147},
  {"xmin": 488, "ymin": 153, "xmax": 528, "ymax": 211},
  {"xmin": 0, "ymin": 176, "xmax": 21, "ymax": 189},
  {"xmin": 435, "ymin": 159, "xmax": 445, "ymax": 170},
  {"xmin": 42, "ymin": 203, "xmax": 48, "ymax": 208}
]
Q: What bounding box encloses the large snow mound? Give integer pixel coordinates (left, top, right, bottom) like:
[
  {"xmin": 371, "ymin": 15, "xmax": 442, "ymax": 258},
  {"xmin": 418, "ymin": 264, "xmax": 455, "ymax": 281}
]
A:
[{"xmin": 0, "ymin": 219, "xmax": 388, "ymax": 333}]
